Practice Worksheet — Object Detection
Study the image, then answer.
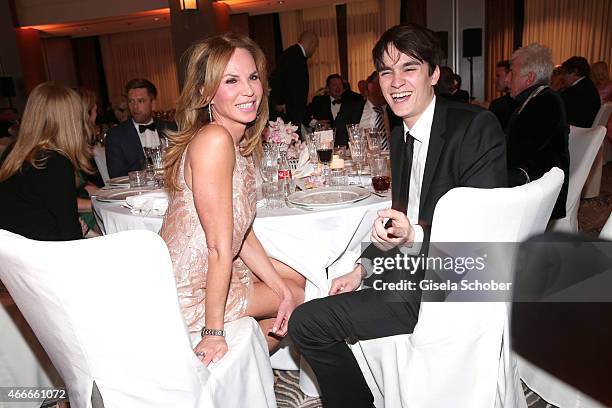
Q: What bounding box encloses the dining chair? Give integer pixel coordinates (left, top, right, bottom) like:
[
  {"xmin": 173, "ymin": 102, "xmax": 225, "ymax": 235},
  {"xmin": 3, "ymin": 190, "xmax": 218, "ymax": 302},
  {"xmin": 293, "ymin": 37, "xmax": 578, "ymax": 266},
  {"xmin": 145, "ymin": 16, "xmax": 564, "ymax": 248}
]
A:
[
  {"xmin": 598, "ymin": 212, "xmax": 612, "ymax": 240},
  {"xmin": 351, "ymin": 167, "xmax": 564, "ymax": 408},
  {"xmin": 549, "ymin": 126, "xmax": 606, "ymax": 233},
  {"xmin": 582, "ymin": 103, "xmax": 612, "ymax": 198},
  {"xmin": 0, "ymin": 229, "xmax": 276, "ymax": 408}
]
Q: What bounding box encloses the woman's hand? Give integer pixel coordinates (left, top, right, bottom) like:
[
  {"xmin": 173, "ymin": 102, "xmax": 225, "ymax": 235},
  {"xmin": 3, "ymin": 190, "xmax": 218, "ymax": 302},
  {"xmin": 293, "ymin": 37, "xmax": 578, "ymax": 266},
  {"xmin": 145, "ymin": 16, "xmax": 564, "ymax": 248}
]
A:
[
  {"xmin": 194, "ymin": 335, "xmax": 228, "ymax": 366},
  {"xmin": 271, "ymin": 290, "xmax": 297, "ymax": 337}
]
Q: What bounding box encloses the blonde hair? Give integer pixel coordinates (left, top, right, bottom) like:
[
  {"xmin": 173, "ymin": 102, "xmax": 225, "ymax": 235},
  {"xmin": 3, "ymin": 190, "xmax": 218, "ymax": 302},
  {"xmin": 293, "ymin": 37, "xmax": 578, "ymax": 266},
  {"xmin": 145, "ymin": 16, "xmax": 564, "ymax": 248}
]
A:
[
  {"xmin": 0, "ymin": 82, "xmax": 93, "ymax": 182},
  {"xmin": 591, "ymin": 61, "xmax": 610, "ymax": 88},
  {"xmin": 77, "ymin": 87, "xmax": 97, "ymax": 144},
  {"xmin": 164, "ymin": 33, "xmax": 269, "ymax": 191}
]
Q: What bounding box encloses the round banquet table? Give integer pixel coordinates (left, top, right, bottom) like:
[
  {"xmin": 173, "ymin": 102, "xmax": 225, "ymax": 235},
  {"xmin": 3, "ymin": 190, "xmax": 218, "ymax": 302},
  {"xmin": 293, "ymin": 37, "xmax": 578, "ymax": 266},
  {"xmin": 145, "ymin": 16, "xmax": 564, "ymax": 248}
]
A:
[{"xmin": 93, "ymin": 188, "xmax": 391, "ymax": 396}]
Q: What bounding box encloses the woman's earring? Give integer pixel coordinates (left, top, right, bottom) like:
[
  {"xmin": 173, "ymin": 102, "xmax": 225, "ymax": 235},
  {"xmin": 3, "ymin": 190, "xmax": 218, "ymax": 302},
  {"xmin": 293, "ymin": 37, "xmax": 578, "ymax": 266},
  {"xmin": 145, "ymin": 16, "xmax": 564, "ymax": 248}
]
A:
[{"xmin": 208, "ymin": 103, "xmax": 214, "ymax": 123}]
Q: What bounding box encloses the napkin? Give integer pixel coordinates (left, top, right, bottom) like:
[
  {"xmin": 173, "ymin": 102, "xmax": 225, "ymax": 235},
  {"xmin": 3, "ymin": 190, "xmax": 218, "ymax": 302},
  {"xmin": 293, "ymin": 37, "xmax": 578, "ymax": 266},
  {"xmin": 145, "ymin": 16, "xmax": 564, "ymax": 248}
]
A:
[
  {"xmin": 293, "ymin": 145, "xmax": 314, "ymax": 178},
  {"xmin": 125, "ymin": 190, "xmax": 169, "ymax": 215}
]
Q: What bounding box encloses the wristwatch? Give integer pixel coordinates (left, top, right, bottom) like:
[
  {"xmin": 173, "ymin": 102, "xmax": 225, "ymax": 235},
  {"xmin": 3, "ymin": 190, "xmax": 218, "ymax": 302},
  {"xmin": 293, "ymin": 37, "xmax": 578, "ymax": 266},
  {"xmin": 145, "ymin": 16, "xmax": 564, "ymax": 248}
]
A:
[{"xmin": 201, "ymin": 327, "xmax": 226, "ymax": 337}]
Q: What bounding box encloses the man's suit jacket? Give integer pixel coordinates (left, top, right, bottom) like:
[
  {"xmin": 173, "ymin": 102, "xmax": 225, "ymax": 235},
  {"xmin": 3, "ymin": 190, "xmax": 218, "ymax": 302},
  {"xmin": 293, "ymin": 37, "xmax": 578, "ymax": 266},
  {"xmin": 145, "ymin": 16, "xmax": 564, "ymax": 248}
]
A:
[
  {"xmin": 506, "ymin": 86, "xmax": 569, "ymax": 219},
  {"xmin": 270, "ymin": 44, "xmax": 309, "ymax": 130},
  {"xmin": 306, "ymin": 93, "xmax": 363, "ymax": 147},
  {"xmin": 105, "ymin": 119, "xmax": 176, "ymax": 178},
  {"xmin": 561, "ymin": 78, "xmax": 601, "ymax": 128},
  {"xmin": 389, "ymin": 99, "xmax": 507, "ymax": 245}
]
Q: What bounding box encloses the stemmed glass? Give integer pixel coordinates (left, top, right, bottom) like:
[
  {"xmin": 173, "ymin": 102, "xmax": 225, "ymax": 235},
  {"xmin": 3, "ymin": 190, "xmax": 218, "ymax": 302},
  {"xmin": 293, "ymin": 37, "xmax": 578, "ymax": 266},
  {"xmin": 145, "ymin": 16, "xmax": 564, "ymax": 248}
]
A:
[
  {"xmin": 261, "ymin": 144, "xmax": 279, "ymax": 183},
  {"xmin": 314, "ymin": 131, "xmax": 335, "ymax": 185},
  {"xmin": 348, "ymin": 138, "xmax": 368, "ymax": 186}
]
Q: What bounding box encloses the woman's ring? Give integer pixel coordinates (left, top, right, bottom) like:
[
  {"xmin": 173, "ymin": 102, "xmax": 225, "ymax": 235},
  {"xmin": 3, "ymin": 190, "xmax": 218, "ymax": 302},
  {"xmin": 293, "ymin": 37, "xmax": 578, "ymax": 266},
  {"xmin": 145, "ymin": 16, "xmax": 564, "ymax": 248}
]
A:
[{"xmin": 196, "ymin": 351, "xmax": 206, "ymax": 357}]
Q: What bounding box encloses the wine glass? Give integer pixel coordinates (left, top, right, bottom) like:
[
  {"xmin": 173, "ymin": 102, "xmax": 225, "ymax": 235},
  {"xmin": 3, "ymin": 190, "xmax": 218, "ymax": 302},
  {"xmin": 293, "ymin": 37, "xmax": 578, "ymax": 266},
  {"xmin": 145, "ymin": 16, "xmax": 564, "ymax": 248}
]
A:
[
  {"xmin": 261, "ymin": 144, "xmax": 279, "ymax": 183},
  {"xmin": 348, "ymin": 138, "xmax": 367, "ymax": 186},
  {"xmin": 314, "ymin": 131, "xmax": 335, "ymax": 185}
]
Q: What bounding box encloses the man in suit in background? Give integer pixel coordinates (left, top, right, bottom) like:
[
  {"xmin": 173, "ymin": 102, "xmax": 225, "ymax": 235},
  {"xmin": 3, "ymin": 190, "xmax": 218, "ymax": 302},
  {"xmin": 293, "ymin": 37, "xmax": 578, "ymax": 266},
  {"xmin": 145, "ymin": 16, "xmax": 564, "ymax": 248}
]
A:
[
  {"xmin": 105, "ymin": 78, "xmax": 176, "ymax": 178},
  {"xmin": 269, "ymin": 31, "xmax": 319, "ymax": 132},
  {"xmin": 560, "ymin": 56, "xmax": 601, "ymax": 128},
  {"xmin": 357, "ymin": 71, "xmax": 402, "ymax": 149},
  {"xmin": 288, "ymin": 24, "xmax": 507, "ymax": 408},
  {"xmin": 505, "ymin": 43, "xmax": 569, "ymax": 219},
  {"xmin": 306, "ymin": 73, "xmax": 362, "ymax": 147},
  {"xmin": 489, "ymin": 59, "xmax": 519, "ymax": 130}
]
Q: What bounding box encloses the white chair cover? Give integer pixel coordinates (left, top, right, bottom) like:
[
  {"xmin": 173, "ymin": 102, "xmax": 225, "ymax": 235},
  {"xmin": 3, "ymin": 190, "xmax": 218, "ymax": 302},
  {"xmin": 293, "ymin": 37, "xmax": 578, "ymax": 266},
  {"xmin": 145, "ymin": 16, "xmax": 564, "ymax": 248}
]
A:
[
  {"xmin": 352, "ymin": 168, "xmax": 564, "ymax": 408},
  {"xmin": 549, "ymin": 126, "xmax": 606, "ymax": 233},
  {"xmin": 599, "ymin": 212, "xmax": 612, "ymax": 240},
  {"xmin": 93, "ymin": 144, "xmax": 110, "ymax": 185},
  {"xmin": 582, "ymin": 103, "xmax": 612, "ymax": 198},
  {"xmin": 0, "ymin": 230, "xmax": 276, "ymax": 408}
]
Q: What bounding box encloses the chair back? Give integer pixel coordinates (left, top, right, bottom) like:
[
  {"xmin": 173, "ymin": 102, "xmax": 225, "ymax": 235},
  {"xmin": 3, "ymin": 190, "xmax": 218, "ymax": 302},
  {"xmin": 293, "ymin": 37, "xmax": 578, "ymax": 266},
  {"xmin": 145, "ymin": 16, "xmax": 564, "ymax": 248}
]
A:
[
  {"xmin": 0, "ymin": 230, "xmax": 211, "ymax": 408},
  {"xmin": 93, "ymin": 145, "xmax": 110, "ymax": 184},
  {"xmin": 550, "ymin": 126, "xmax": 606, "ymax": 232},
  {"xmin": 592, "ymin": 102, "xmax": 612, "ymax": 128},
  {"xmin": 599, "ymin": 213, "xmax": 612, "ymax": 240}
]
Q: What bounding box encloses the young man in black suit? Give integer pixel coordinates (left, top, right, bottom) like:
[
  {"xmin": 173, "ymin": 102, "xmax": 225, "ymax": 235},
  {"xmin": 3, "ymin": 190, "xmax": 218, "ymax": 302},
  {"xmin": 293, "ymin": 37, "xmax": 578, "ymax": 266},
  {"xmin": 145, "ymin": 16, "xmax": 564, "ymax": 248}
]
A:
[
  {"xmin": 505, "ymin": 43, "xmax": 570, "ymax": 219},
  {"xmin": 489, "ymin": 59, "xmax": 519, "ymax": 130},
  {"xmin": 560, "ymin": 56, "xmax": 601, "ymax": 128},
  {"xmin": 288, "ymin": 24, "xmax": 507, "ymax": 408},
  {"xmin": 269, "ymin": 31, "xmax": 319, "ymax": 132},
  {"xmin": 105, "ymin": 79, "xmax": 177, "ymax": 178},
  {"xmin": 306, "ymin": 73, "xmax": 362, "ymax": 147}
]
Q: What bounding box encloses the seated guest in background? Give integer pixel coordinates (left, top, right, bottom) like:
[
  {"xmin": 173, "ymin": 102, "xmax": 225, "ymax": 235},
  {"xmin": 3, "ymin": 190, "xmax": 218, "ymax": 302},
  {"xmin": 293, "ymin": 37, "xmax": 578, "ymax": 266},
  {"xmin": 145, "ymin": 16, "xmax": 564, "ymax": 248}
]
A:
[
  {"xmin": 560, "ymin": 56, "xmax": 601, "ymax": 127},
  {"xmin": 357, "ymin": 71, "xmax": 402, "ymax": 149},
  {"xmin": 160, "ymin": 33, "xmax": 304, "ymax": 365},
  {"xmin": 342, "ymin": 80, "xmax": 364, "ymax": 102},
  {"xmin": 289, "ymin": 24, "xmax": 507, "ymax": 408},
  {"xmin": 105, "ymin": 79, "xmax": 176, "ymax": 178},
  {"xmin": 452, "ymin": 73, "xmax": 470, "ymax": 102},
  {"xmin": 505, "ymin": 43, "xmax": 569, "ymax": 219},
  {"xmin": 550, "ymin": 65, "xmax": 565, "ymax": 92},
  {"xmin": 436, "ymin": 67, "xmax": 469, "ymax": 103},
  {"xmin": 0, "ymin": 82, "xmax": 92, "ymax": 241},
  {"xmin": 489, "ymin": 60, "xmax": 519, "ymax": 130},
  {"xmin": 306, "ymin": 73, "xmax": 362, "ymax": 147},
  {"xmin": 357, "ymin": 79, "xmax": 368, "ymax": 99}
]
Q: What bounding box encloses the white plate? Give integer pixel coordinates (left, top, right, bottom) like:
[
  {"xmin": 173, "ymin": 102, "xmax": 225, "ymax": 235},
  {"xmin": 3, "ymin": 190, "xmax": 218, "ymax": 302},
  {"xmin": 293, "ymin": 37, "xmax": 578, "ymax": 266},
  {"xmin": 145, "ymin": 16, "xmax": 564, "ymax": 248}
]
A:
[
  {"xmin": 94, "ymin": 187, "xmax": 157, "ymax": 203},
  {"xmin": 287, "ymin": 186, "xmax": 370, "ymax": 208},
  {"xmin": 107, "ymin": 176, "xmax": 130, "ymax": 187}
]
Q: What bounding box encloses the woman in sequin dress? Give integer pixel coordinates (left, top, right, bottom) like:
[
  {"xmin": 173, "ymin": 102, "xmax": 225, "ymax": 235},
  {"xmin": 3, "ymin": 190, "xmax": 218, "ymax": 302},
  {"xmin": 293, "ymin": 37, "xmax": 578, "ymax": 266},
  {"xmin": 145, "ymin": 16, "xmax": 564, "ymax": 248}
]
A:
[{"xmin": 160, "ymin": 34, "xmax": 305, "ymax": 365}]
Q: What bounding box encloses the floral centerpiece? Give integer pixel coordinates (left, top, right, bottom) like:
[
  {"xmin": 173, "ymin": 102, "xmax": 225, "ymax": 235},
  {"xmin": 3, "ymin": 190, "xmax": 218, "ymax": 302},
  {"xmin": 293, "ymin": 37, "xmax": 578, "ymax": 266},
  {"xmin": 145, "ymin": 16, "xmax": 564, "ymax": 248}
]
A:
[{"xmin": 263, "ymin": 117, "xmax": 302, "ymax": 158}]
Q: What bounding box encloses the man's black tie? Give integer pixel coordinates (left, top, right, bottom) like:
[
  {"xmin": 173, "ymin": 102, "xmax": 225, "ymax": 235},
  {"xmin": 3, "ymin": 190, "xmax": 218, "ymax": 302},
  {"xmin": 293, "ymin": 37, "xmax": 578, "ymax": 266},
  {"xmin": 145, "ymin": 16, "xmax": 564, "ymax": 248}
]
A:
[
  {"xmin": 138, "ymin": 123, "xmax": 157, "ymax": 133},
  {"xmin": 393, "ymin": 131, "xmax": 415, "ymax": 216},
  {"xmin": 332, "ymin": 99, "xmax": 341, "ymax": 105}
]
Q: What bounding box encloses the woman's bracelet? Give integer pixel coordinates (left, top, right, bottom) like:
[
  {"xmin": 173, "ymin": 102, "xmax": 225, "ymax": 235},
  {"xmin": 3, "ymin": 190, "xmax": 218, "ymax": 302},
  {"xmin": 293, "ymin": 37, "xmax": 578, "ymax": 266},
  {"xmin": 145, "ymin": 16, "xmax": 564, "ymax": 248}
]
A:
[{"xmin": 201, "ymin": 327, "xmax": 226, "ymax": 337}]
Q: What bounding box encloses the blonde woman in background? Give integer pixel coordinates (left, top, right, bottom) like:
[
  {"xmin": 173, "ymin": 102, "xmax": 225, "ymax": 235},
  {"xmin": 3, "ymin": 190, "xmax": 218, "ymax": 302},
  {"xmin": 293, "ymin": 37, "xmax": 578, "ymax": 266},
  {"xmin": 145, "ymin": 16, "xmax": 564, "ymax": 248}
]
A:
[
  {"xmin": 160, "ymin": 33, "xmax": 305, "ymax": 366},
  {"xmin": 0, "ymin": 82, "xmax": 92, "ymax": 240}
]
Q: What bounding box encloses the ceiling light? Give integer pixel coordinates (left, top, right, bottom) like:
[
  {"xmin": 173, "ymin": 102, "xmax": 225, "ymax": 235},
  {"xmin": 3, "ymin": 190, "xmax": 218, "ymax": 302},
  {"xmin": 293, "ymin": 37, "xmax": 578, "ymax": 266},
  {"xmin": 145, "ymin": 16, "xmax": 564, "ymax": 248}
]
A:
[{"xmin": 179, "ymin": 0, "xmax": 198, "ymax": 11}]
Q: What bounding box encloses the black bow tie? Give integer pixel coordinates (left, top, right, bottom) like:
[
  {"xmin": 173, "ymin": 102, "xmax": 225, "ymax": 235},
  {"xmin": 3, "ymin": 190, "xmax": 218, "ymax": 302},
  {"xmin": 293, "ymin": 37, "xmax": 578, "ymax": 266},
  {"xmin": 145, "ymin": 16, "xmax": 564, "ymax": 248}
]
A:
[
  {"xmin": 138, "ymin": 123, "xmax": 157, "ymax": 133},
  {"xmin": 332, "ymin": 99, "xmax": 341, "ymax": 105}
]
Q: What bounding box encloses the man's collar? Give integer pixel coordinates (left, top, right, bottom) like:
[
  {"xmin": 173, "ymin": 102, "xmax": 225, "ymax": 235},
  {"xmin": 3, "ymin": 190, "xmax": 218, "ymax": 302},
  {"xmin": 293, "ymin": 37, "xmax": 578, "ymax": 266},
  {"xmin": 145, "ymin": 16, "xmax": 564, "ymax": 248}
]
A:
[
  {"xmin": 513, "ymin": 82, "xmax": 547, "ymax": 104},
  {"xmin": 403, "ymin": 95, "xmax": 436, "ymax": 143},
  {"xmin": 570, "ymin": 76, "xmax": 585, "ymax": 87},
  {"xmin": 297, "ymin": 43, "xmax": 306, "ymax": 58},
  {"xmin": 132, "ymin": 118, "xmax": 154, "ymax": 128}
]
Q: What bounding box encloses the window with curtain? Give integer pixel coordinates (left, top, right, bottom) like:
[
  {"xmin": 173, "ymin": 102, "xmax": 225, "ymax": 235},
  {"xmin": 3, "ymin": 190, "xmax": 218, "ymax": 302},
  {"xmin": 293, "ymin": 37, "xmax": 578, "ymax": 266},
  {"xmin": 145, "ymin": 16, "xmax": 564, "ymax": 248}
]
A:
[
  {"xmin": 484, "ymin": 0, "xmax": 515, "ymax": 101},
  {"xmin": 99, "ymin": 28, "xmax": 179, "ymax": 112},
  {"xmin": 279, "ymin": 6, "xmax": 341, "ymax": 102},
  {"xmin": 522, "ymin": 0, "xmax": 612, "ymax": 68},
  {"xmin": 347, "ymin": 0, "xmax": 383, "ymax": 91}
]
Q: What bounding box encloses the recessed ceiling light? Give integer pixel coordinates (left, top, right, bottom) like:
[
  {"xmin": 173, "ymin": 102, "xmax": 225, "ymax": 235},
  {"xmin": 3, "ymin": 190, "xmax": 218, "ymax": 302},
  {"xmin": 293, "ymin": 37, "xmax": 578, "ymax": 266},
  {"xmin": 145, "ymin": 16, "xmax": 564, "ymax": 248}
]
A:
[
  {"xmin": 154, "ymin": 17, "xmax": 160, "ymax": 21},
  {"xmin": 277, "ymin": 0, "xmax": 284, "ymax": 4}
]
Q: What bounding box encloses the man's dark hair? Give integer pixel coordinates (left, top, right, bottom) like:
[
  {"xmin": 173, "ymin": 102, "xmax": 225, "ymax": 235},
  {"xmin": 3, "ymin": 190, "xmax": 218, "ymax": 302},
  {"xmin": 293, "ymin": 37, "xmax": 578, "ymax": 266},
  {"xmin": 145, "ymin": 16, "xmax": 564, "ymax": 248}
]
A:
[
  {"xmin": 561, "ymin": 56, "xmax": 590, "ymax": 78},
  {"xmin": 453, "ymin": 73, "xmax": 462, "ymax": 88},
  {"xmin": 325, "ymin": 73, "xmax": 343, "ymax": 87},
  {"xmin": 366, "ymin": 71, "xmax": 378, "ymax": 84},
  {"xmin": 125, "ymin": 78, "xmax": 157, "ymax": 99},
  {"xmin": 496, "ymin": 59, "xmax": 511, "ymax": 72},
  {"xmin": 372, "ymin": 24, "xmax": 443, "ymax": 76}
]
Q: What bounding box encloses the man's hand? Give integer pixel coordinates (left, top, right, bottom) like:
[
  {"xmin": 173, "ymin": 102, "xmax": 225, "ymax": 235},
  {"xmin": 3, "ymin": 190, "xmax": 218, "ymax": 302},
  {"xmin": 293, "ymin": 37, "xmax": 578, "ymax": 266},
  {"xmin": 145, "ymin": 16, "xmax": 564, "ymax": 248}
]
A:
[
  {"xmin": 371, "ymin": 208, "xmax": 415, "ymax": 251},
  {"xmin": 329, "ymin": 264, "xmax": 363, "ymax": 295}
]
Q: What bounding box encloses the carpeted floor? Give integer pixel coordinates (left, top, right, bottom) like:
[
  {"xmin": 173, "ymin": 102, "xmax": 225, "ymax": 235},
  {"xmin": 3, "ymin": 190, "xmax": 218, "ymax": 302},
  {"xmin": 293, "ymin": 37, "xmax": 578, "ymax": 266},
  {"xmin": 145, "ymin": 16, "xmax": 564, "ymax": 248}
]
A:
[{"xmin": 274, "ymin": 164, "xmax": 612, "ymax": 408}]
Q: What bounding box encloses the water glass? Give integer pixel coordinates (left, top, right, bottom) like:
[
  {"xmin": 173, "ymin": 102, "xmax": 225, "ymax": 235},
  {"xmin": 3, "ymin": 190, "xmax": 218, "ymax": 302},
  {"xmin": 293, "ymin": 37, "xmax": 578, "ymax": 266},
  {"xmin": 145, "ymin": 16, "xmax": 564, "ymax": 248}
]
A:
[
  {"xmin": 261, "ymin": 145, "xmax": 279, "ymax": 182},
  {"xmin": 128, "ymin": 170, "xmax": 147, "ymax": 188},
  {"xmin": 330, "ymin": 168, "xmax": 347, "ymax": 186},
  {"xmin": 366, "ymin": 130, "xmax": 384, "ymax": 155},
  {"xmin": 348, "ymin": 139, "xmax": 368, "ymax": 186},
  {"xmin": 262, "ymin": 181, "xmax": 284, "ymax": 209}
]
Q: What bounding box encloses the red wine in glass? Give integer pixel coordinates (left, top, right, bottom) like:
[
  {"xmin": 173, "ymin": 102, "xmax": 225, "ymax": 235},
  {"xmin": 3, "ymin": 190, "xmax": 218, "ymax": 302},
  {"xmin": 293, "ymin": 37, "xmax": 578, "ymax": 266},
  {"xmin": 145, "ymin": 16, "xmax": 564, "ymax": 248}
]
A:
[
  {"xmin": 372, "ymin": 175, "xmax": 391, "ymax": 192},
  {"xmin": 317, "ymin": 148, "xmax": 333, "ymax": 164}
]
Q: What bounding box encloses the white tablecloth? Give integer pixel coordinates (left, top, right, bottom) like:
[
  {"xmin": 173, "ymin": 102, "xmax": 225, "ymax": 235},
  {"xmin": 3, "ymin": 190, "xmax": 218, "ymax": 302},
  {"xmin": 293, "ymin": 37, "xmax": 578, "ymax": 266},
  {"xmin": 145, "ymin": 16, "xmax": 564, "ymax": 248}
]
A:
[{"xmin": 93, "ymin": 189, "xmax": 391, "ymax": 395}]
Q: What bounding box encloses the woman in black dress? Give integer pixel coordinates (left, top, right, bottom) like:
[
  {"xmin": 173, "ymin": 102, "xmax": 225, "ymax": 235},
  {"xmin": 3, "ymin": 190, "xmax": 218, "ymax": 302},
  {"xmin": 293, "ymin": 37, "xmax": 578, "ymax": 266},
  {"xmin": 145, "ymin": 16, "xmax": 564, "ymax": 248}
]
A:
[{"xmin": 0, "ymin": 82, "xmax": 93, "ymax": 241}]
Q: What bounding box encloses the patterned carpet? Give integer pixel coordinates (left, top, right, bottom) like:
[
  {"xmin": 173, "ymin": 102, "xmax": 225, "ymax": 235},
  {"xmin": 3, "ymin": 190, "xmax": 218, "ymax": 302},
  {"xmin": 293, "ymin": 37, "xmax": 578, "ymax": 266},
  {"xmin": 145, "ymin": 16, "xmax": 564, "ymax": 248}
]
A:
[{"xmin": 274, "ymin": 164, "xmax": 612, "ymax": 408}]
